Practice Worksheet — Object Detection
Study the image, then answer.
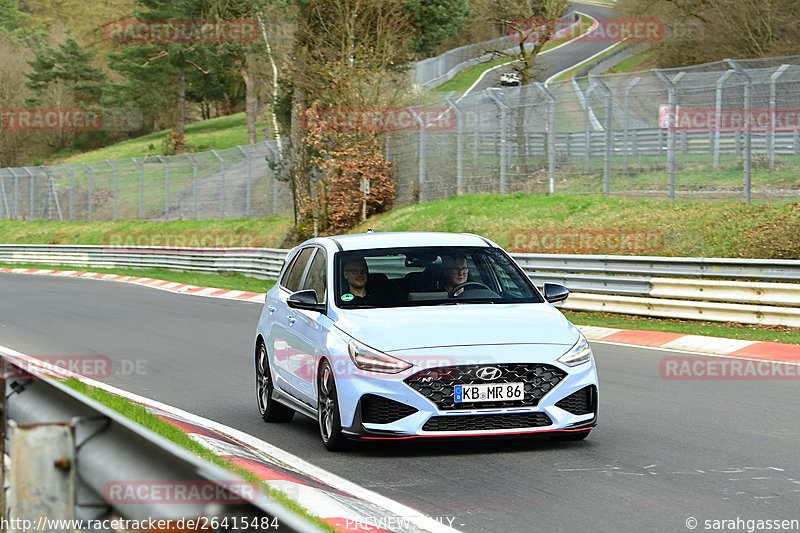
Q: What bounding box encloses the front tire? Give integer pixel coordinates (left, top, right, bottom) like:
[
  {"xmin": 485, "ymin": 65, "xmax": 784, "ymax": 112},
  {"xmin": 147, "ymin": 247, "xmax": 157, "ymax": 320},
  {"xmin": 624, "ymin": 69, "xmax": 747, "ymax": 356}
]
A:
[
  {"xmin": 256, "ymin": 341, "xmax": 294, "ymax": 422},
  {"xmin": 317, "ymin": 360, "xmax": 348, "ymax": 451}
]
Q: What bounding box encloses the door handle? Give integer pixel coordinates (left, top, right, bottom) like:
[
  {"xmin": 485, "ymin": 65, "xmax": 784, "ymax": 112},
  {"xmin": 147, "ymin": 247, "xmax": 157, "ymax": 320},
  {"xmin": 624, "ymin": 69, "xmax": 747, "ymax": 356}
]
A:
[
  {"xmin": 268, "ymin": 306, "xmax": 277, "ymax": 314},
  {"xmin": 287, "ymin": 315, "xmax": 296, "ymax": 325}
]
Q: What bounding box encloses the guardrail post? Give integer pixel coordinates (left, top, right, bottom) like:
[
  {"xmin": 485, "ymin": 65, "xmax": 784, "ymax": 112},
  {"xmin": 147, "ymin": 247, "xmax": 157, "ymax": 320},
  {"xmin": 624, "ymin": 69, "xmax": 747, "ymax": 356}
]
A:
[
  {"xmin": 105, "ymin": 160, "xmax": 118, "ymax": 220},
  {"xmin": 446, "ymin": 98, "xmax": 464, "ymax": 195},
  {"xmin": 131, "ymin": 157, "xmax": 144, "ymax": 219},
  {"xmin": 237, "ymin": 145, "xmax": 252, "ymax": 216},
  {"xmin": 487, "ymin": 89, "xmax": 509, "ymax": 195},
  {"xmin": 62, "ymin": 164, "xmax": 73, "ymax": 221},
  {"xmin": 726, "ymin": 59, "xmax": 752, "ymax": 204},
  {"xmin": 769, "ymin": 65, "xmax": 790, "ymax": 171},
  {"xmin": 623, "ymin": 77, "xmax": 641, "ymax": 176},
  {"xmin": 82, "ymin": 163, "xmax": 93, "ymax": 221},
  {"xmin": 184, "ymin": 153, "xmax": 198, "ymax": 219},
  {"xmin": 23, "ymin": 167, "xmax": 35, "ymax": 220},
  {"xmin": 211, "ymin": 150, "xmax": 225, "ymax": 217},
  {"xmin": 536, "ymin": 83, "xmax": 557, "ymax": 194},
  {"xmin": 408, "ymin": 108, "xmax": 427, "ymax": 202},
  {"xmin": 655, "ymin": 70, "xmax": 685, "ymax": 201},
  {"xmin": 157, "ymin": 155, "xmax": 170, "ymax": 216}
]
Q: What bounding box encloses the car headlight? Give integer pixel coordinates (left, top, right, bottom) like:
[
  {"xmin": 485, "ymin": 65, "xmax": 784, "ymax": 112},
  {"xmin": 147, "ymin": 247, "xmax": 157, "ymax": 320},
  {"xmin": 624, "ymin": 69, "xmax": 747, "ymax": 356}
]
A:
[
  {"xmin": 348, "ymin": 339, "xmax": 412, "ymax": 374},
  {"xmin": 558, "ymin": 334, "xmax": 593, "ymax": 367}
]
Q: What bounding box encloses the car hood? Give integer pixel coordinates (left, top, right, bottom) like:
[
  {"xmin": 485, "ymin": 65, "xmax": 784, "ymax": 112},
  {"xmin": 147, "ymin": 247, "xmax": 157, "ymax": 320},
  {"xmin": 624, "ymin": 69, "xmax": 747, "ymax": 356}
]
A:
[{"xmin": 333, "ymin": 303, "xmax": 579, "ymax": 353}]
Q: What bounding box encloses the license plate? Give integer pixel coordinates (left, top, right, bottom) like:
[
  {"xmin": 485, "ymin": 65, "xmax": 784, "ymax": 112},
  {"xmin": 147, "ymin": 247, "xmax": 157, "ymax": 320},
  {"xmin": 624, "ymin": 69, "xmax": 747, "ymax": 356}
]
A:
[{"xmin": 454, "ymin": 382, "xmax": 524, "ymax": 402}]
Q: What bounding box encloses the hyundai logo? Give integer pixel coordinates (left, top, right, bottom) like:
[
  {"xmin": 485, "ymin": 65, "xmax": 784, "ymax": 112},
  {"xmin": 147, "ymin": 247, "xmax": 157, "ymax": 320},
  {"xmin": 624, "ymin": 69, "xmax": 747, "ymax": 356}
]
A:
[{"xmin": 476, "ymin": 367, "xmax": 502, "ymax": 381}]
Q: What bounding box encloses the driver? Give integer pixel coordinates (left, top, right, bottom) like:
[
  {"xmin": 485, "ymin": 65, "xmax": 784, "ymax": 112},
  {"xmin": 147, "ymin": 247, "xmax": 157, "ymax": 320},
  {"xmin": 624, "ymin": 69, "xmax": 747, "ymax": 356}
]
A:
[{"xmin": 443, "ymin": 255, "xmax": 469, "ymax": 297}]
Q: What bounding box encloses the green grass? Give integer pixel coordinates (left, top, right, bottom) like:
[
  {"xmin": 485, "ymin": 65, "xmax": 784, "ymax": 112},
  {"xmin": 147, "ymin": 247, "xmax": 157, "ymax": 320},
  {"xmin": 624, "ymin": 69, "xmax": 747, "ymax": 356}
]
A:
[
  {"xmin": 0, "ymin": 262, "xmax": 276, "ymax": 293},
  {"xmin": 433, "ymin": 14, "xmax": 595, "ymax": 93},
  {"xmin": 0, "ymin": 217, "xmax": 294, "ymax": 248},
  {"xmin": 603, "ymin": 48, "xmax": 655, "ymax": 74},
  {"xmin": 63, "ymin": 379, "xmax": 336, "ymax": 532},
  {"xmin": 565, "ymin": 310, "xmax": 800, "ymax": 345},
  {"xmin": 53, "ymin": 113, "xmax": 268, "ymax": 164}
]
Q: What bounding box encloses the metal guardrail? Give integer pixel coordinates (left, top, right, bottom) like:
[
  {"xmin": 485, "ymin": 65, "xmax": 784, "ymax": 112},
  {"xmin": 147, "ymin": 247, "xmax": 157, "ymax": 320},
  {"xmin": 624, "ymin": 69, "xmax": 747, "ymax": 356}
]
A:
[
  {"xmin": 1, "ymin": 352, "xmax": 321, "ymax": 531},
  {"xmin": 2, "ymin": 245, "xmax": 800, "ymax": 325}
]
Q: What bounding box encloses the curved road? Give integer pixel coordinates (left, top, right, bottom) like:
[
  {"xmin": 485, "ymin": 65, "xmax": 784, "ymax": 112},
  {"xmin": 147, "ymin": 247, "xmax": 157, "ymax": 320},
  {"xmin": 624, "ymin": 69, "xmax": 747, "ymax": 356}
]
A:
[
  {"xmin": 472, "ymin": 2, "xmax": 616, "ymax": 91},
  {"xmin": 4, "ymin": 273, "xmax": 800, "ymax": 531}
]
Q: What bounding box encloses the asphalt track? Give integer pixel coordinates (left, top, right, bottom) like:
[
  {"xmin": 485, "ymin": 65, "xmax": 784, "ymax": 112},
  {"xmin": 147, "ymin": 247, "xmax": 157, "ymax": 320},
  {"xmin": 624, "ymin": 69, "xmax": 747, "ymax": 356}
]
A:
[
  {"xmin": 470, "ymin": 2, "xmax": 617, "ymax": 92},
  {"xmin": 4, "ymin": 273, "xmax": 800, "ymax": 532}
]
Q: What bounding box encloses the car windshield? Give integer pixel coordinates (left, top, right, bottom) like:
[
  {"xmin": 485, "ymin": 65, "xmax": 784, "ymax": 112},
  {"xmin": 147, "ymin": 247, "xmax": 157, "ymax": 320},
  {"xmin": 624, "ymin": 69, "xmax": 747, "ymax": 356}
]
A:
[{"xmin": 335, "ymin": 246, "xmax": 542, "ymax": 308}]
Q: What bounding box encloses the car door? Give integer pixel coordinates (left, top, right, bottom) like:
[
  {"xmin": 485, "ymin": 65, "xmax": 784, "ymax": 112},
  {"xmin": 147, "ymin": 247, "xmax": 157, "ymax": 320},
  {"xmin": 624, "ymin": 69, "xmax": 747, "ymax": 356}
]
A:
[
  {"xmin": 272, "ymin": 246, "xmax": 328, "ymax": 406},
  {"xmin": 268, "ymin": 246, "xmax": 314, "ymax": 402}
]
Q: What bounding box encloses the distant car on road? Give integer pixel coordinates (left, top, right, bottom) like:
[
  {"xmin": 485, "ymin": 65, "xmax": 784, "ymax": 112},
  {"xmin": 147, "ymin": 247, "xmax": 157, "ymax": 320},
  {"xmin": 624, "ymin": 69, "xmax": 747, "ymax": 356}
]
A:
[
  {"xmin": 499, "ymin": 72, "xmax": 522, "ymax": 86},
  {"xmin": 254, "ymin": 232, "xmax": 598, "ymax": 450}
]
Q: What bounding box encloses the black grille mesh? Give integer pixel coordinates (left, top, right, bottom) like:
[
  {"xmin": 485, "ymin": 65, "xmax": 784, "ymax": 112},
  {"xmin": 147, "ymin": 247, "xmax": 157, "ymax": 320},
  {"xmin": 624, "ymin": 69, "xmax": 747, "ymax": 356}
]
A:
[
  {"xmin": 361, "ymin": 394, "xmax": 418, "ymax": 424},
  {"xmin": 422, "ymin": 412, "xmax": 553, "ymax": 432},
  {"xmin": 405, "ymin": 363, "xmax": 566, "ymax": 410},
  {"xmin": 555, "ymin": 386, "xmax": 595, "ymax": 415}
]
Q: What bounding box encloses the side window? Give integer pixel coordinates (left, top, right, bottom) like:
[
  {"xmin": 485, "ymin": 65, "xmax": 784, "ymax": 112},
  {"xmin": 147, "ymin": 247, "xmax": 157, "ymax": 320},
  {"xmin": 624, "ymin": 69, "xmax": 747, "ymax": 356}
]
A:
[
  {"xmin": 282, "ymin": 247, "xmax": 314, "ymax": 292},
  {"xmin": 302, "ymin": 250, "xmax": 327, "ymax": 303}
]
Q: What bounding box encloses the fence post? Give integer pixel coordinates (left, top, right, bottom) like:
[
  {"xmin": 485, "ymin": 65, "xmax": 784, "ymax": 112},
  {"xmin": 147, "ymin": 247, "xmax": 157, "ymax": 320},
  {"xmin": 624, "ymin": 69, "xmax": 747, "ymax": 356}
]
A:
[
  {"xmin": 82, "ymin": 163, "xmax": 93, "ymax": 222},
  {"xmin": 42, "ymin": 167, "xmax": 62, "ymax": 221},
  {"xmin": 23, "ymin": 167, "xmax": 34, "ymax": 220},
  {"xmin": 714, "ymin": 70, "xmax": 735, "ymax": 169},
  {"xmin": 263, "ymin": 141, "xmax": 280, "ymax": 216},
  {"xmin": 62, "ymin": 164, "xmax": 74, "ymax": 221},
  {"xmin": 131, "ymin": 157, "xmax": 144, "ymax": 219},
  {"xmin": 536, "ymin": 83, "xmax": 557, "ymax": 194},
  {"xmin": 408, "ymin": 108, "xmax": 427, "ymax": 202},
  {"xmin": 726, "ymin": 59, "xmax": 752, "ymax": 204},
  {"xmin": 211, "ymin": 150, "xmax": 225, "ymax": 217},
  {"xmin": 446, "ymin": 98, "xmax": 464, "ymax": 196},
  {"xmin": 590, "ymin": 76, "xmax": 613, "ymax": 195},
  {"xmin": 623, "ymin": 77, "xmax": 641, "ymax": 176},
  {"xmin": 0, "ymin": 169, "xmax": 10, "ymax": 219},
  {"xmin": 11, "ymin": 168, "xmax": 19, "ymax": 219},
  {"xmin": 237, "ymin": 146, "xmax": 252, "ymax": 216},
  {"xmin": 184, "ymin": 153, "xmax": 198, "ymax": 219},
  {"xmin": 105, "ymin": 160, "xmax": 118, "ymax": 220},
  {"xmin": 769, "ymin": 65, "xmax": 790, "ymax": 170},
  {"xmin": 156, "ymin": 155, "xmax": 170, "ymax": 216},
  {"xmin": 487, "ymin": 89, "xmax": 509, "ymax": 195},
  {"xmin": 655, "ymin": 70, "xmax": 684, "ymax": 201}
]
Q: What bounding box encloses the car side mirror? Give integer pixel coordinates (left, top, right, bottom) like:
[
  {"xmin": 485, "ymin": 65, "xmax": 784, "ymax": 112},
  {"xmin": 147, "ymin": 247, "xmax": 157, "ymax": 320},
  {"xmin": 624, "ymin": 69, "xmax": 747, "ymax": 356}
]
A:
[
  {"xmin": 287, "ymin": 289, "xmax": 326, "ymax": 313},
  {"xmin": 543, "ymin": 283, "xmax": 569, "ymax": 303}
]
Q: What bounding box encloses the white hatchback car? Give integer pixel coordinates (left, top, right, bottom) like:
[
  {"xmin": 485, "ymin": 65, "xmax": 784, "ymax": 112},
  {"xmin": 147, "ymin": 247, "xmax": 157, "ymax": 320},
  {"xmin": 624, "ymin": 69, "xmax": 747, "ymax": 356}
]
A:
[{"xmin": 255, "ymin": 232, "xmax": 598, "ymax": 450}]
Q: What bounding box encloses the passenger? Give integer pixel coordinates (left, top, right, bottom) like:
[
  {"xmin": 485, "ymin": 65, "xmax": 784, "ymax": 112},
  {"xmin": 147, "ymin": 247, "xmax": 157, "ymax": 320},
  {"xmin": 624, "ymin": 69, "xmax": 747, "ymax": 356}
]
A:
[{"xmin": 442, "ymin": 255, "xmax": 469, "ymax": 296}]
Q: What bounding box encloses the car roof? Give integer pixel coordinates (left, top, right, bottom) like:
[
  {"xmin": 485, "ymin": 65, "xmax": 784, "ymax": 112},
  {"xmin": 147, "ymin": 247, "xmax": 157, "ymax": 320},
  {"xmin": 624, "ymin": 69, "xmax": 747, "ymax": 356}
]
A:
[{"xmin": 320, "ymin": 231, "xmax": 495, "ymax": 251}]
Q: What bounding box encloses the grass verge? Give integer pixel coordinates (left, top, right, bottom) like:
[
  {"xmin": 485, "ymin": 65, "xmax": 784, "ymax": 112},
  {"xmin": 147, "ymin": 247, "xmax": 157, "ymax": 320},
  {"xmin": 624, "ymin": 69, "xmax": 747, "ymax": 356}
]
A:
[
  {"xmin": 63, "ymin": 379, "xmax": 335, "ymax": 532},
  {"xmin": 564, "ymin": 310, "xmax": 800, "ymax": 345},
  {"xmin": 0, "ymin": 262, "xmax": 276, "ymax": 294}
]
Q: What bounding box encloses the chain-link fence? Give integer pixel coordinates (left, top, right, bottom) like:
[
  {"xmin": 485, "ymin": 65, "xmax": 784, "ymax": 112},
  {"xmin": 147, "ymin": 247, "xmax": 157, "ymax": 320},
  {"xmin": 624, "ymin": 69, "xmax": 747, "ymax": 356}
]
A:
[
  {"xmin": 3, "ymin": 55, "xmax": 800, "ymax": 222},
  {"xmin": 391, "ymin": 54, "xmax": 800, "ymax": 204},
  {"xmin": 0, "ymin": 141, "xmax": 294, "ymax": 221}
]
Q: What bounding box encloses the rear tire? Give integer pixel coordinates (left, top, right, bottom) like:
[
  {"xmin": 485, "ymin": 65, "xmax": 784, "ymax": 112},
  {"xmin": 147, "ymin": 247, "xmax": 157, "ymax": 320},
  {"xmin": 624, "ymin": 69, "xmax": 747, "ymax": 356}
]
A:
[
  {"xmin": 256, "ymin": 341, "xmax": 294, "ymax": 422},
  {"xmin": 317, "ymin": 360, "xmax": 349, "ymax": 451}
]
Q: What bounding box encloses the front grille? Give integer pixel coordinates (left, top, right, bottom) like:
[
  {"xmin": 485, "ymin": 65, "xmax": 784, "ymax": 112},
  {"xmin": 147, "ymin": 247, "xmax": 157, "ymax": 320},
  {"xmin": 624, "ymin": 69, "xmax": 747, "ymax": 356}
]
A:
[
  {"xmin": 422, "ymin": 412, "xmax": 553, "ymax": 432},
  {"xmin": 555, "ymin": 386, "xmax": 596, "ymax": 416},
  {"xmin": 404, "ymin": 363, "xmax": 566, "ymax": 410},
  {"xmin": 361, "ymin": 394, "xmax": 418, "ymax": 424}
]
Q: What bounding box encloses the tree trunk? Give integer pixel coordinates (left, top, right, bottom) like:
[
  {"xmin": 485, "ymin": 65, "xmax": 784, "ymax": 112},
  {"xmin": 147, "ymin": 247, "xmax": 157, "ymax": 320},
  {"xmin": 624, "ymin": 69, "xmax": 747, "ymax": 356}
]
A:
[
  {"xmin": 242, "ymin": 67, "xmax": 257, "ymax": 145},
  {"xmin": 289, "ymin": 84, "xmax": 313, "ymax": 231},
  {"xmin": 176, "ymin": 65, "xmax": 185, "ymax": 151}
]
